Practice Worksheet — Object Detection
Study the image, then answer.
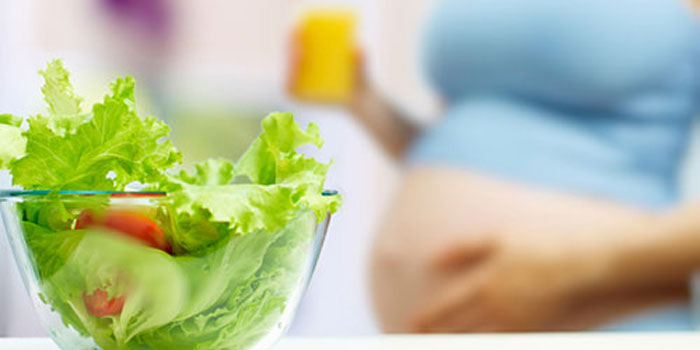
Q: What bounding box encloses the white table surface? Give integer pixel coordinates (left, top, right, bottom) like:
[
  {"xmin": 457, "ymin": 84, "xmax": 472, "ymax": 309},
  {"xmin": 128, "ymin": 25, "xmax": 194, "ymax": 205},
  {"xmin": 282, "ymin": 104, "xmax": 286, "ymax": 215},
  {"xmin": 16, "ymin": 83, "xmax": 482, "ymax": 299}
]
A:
[{"xmin": 3, "ymin": 334, "xmax": 700, "ymax": 350}]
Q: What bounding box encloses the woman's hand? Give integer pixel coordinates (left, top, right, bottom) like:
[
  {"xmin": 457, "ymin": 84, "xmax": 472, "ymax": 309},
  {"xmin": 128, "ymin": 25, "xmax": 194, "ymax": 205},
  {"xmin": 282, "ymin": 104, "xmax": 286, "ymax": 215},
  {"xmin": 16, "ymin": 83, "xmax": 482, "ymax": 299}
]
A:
[
  {"xmin": 411, "ymin": 227, "xmax": 601, "ymax": 332},
  {"xmin": 410, "ymin": 205, "xmax": 698, "ymax": 333},
  {"xmin": 285, "ymin": 28, "xmax": 419, "ymax": 158}
]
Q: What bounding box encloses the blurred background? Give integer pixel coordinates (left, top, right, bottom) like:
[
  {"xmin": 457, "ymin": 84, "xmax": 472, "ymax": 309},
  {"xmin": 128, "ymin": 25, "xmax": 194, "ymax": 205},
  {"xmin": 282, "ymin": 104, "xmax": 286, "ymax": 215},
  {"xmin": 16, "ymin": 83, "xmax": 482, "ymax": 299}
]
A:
[{"xmin": 3, "ymin": 0, "xmax": 700, "ymax": 338}]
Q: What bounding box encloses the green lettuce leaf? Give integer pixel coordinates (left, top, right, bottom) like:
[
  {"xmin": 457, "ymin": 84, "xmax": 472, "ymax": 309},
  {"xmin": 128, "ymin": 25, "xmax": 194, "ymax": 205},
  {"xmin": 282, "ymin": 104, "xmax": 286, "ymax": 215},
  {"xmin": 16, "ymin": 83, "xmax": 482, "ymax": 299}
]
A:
[
  {"xmin": 133, "ymin": 211, "xmax": 315, "ymax": 350},
  {"xmin": 0, "ymin": 113, "xmax": 22, "ymax": 127},
  {"xmin": 40, "ymin": 59, "xmax": 84, "ymax": 116},
  {"xmin": 171, "ymin": 185, "xmax": 297, "ymax": 232},
  {"xmin": 167, "ymin": 158, "xmax": 235, "ymax": 188},
  {"xmin": 235, "ymin": 112, "xmax": 323, "ymax": 185},
  {"xmin": 158, "ymin": 114, "xmax": 339, "ymax": 254},
  {"xmin": 236, "ymin": 112, "xmax": 340, "ymax": 220},
  {"xmin": 37, "ymin": 59, "xmax": 90, "ymax": 136},
  {"xmin": 0, "ymin": 114, "xmax": 26, "ymax": 168},
  {"xmin": 161, "ymin": 182, "xmax": 297, "ymax": 253},
  {"xmin": 11, "ymin": 62, "xmax": 181, "ymax": 190}
]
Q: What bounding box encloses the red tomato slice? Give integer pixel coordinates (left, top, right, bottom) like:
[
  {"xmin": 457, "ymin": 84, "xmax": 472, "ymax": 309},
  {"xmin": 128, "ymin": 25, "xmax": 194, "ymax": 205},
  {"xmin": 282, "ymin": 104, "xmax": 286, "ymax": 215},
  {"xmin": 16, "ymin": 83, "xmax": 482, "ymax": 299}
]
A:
[
  {"xmin": 76, "ymin": 209, "xmax": 172, "ymax": 254},
  {"xmin": 83, "ymin": 289, "xmax": 125, "ymax": 317},
  {"xmin": 76, "ymin": 209, "xmax": 169, "ymax": 317}
]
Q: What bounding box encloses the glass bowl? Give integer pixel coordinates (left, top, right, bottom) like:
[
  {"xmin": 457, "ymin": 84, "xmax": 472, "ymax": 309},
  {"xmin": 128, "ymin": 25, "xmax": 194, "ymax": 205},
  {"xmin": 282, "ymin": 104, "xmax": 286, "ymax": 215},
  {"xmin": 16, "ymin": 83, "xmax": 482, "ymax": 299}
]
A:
[{"xmin": 0, "ymin": 190, "xmax": 334, "ymax": 350}]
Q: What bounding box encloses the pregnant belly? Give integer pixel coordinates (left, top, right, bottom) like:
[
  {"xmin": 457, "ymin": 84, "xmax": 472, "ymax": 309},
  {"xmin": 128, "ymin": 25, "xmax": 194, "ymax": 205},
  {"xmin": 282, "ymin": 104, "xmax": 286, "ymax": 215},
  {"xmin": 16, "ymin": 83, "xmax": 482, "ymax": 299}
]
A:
[{"xmin": 371, "ymin": 166, "xmax": 665, "ymax": 331}]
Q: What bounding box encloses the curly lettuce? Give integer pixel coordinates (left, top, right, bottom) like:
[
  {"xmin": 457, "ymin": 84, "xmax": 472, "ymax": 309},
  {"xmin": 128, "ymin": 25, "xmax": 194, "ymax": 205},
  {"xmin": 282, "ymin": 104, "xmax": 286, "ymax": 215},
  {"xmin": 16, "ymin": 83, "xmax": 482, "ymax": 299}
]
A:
[
  {"xmin": 1, "ymin": 60, "xmax": 340, "ymax": 350},
  {"xmin": 6, "ymin": 59, "xmax": 181, "ymax": 190},
  {"xmin": 0, "ymin": 114, "xmax": 25, "ymax": 168}
]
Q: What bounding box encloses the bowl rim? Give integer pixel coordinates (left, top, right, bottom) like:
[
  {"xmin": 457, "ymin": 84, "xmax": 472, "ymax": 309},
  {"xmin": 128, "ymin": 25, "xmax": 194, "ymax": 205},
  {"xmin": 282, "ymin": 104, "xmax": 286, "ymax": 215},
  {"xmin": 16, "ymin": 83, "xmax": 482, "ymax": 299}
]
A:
[{"xmin": 0, "ymin": 189, "xmax": 339, "ymax": 198}]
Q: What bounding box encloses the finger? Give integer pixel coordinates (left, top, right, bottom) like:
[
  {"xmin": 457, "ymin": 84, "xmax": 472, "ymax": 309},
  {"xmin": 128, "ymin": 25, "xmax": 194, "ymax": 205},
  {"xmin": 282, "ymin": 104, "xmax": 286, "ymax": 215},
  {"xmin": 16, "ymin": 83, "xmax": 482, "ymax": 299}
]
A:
[
  {"xmin": 431, "ymin": 235, "xmax": 497, "ymax": 271},
  {"xmin": 285, "ymin": 28, "xmax": 302, "ymax": 94},
  {"xmin": 353, "ymin": 48, "xmax": 367, "ymax": 87},
  {"xmin": 411, "ymin": 270, "xmax": 489, "ymax": 332}
]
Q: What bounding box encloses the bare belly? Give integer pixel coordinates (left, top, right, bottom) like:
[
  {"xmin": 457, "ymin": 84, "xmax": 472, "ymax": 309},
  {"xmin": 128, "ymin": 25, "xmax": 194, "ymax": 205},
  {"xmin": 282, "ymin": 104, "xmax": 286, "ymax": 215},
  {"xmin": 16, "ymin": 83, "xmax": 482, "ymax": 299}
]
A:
[{"xmin": 370, "ymin": 166, "xmax": 653, "ymax": 332}]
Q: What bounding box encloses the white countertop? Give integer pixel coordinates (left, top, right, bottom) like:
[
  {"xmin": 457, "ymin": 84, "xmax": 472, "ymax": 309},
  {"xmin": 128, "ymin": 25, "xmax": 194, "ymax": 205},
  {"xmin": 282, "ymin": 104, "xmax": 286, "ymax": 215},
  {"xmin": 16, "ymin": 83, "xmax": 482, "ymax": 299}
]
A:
[{"xmin": 3, "ymin": 333, "xmax": 700, "ymax": 350}]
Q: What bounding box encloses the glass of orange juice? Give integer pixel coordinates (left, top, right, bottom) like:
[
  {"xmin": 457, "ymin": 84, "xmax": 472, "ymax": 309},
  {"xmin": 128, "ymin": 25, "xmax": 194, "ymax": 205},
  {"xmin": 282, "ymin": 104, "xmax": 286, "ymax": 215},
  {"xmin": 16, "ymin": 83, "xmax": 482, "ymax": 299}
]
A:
[{"xmin": 292, "ymin": 7, "xmax": 357, "ymax": 103}]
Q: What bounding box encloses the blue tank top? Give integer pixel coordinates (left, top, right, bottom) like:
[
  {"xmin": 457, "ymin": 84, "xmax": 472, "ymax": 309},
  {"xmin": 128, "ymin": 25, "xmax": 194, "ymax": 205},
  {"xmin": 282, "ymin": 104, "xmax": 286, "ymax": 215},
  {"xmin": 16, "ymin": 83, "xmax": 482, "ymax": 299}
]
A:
[{"xmin": 410, "ymin": 0, "xmax": 700, "ymax": 210}]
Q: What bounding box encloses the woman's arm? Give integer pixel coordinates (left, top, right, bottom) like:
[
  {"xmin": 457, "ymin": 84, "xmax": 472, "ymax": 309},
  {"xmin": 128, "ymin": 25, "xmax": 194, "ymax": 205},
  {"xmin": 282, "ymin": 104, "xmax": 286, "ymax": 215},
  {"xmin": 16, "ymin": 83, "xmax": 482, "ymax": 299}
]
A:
[
  {"xmin": 412, "ymin": 205, "xmax": 700, "ymax": 332},
  {"xmin": 587, "ymin": 204, "xmax": 700, "ymax": 299},
  {"xmin": 347, "ymin": 79, "xmax": 421, "ymax": 158},
  {"xmin": 286, "ymin": 32, "xmax": 421, "ymax": 159}
]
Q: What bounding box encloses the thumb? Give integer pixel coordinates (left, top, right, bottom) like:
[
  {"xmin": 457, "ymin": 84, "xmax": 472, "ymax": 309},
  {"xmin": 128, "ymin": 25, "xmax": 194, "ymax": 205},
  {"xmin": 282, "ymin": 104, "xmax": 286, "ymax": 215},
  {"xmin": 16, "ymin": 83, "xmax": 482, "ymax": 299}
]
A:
[
  {"xmin": 285, "ymin": 28, "xmax": 302, "ymax": 94},
  {"xmin": 353, "ymin": 47, "xmax": 371, "ymax": 94},
  {"xmin": 432, "ymin": 234, "xmax": 497, "ymax": 270}
]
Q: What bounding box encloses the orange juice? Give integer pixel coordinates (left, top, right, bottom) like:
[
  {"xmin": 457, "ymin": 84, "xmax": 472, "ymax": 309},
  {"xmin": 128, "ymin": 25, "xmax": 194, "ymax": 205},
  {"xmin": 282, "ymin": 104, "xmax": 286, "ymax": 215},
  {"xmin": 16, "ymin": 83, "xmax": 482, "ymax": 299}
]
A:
[{"xmin": 293, "ymin": 8, "xmax": 357, "ymax": 103}]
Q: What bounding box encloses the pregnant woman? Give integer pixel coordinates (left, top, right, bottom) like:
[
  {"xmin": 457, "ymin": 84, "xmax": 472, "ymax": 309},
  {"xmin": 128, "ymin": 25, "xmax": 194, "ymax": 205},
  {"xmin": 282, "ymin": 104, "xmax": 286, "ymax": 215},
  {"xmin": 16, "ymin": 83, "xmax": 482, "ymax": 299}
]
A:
[{"xmin": 290, "ymin": 0, "xmax": 700, "ymax": 331}]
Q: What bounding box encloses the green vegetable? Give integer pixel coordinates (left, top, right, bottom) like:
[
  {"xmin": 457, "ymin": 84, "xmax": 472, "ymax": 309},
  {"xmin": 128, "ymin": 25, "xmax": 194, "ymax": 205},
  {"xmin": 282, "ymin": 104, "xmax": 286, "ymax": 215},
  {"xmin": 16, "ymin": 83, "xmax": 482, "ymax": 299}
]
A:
[
  {"xmin": 234, "ymin": 113, "xmax": 340, "ymax": 220},
  {"xmin": 40, "ymin": 59, "xmax": 84, "ymax": 117},
  {"xmin": 0, "ymin": 114, "xmax": 25, "ymax": 168},
  {"xmin": 2, "ymin": 60, "xmax": 340, "ymax": 350},
  {"xmin": 9, "ymin": 61, "xmax": 181, "ymax": 190}
]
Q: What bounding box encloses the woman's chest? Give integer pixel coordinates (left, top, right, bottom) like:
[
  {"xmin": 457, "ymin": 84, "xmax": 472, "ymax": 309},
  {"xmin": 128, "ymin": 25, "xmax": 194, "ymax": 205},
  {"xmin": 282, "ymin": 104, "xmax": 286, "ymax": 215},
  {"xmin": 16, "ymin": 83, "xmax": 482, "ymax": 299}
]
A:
[{"xmin": 424, "ymin": 0, "xmax": 699, "ymax": 104}]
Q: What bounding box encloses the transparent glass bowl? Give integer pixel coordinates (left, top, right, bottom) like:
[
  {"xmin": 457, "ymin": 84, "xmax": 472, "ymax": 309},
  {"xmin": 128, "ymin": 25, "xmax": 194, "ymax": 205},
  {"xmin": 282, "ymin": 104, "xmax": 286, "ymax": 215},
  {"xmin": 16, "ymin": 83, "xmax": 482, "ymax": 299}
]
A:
[{"xmin": 0, "ymin": 190, "xmax": 334, "ymax": 350}]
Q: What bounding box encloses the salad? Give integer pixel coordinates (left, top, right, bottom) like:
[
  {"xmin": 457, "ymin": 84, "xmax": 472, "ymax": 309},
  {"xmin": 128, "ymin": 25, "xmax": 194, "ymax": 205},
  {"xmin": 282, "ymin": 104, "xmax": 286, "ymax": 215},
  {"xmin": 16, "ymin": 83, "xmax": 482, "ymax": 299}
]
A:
[{"xmin": 0, "ymin": 60, "xmax": 340, "ymax": 350}]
